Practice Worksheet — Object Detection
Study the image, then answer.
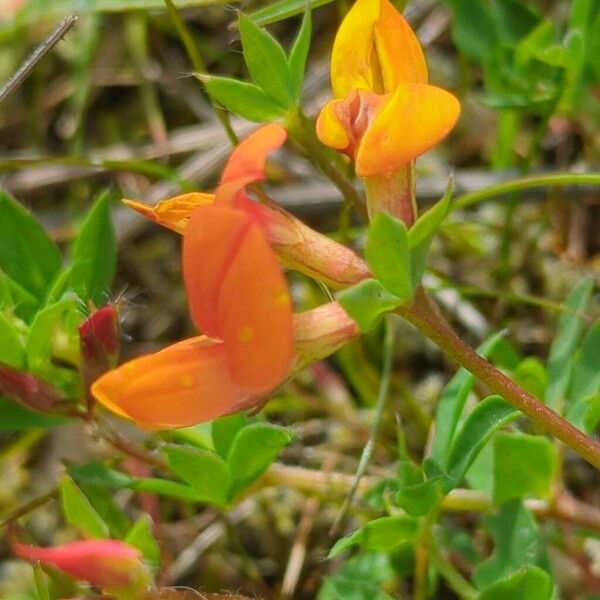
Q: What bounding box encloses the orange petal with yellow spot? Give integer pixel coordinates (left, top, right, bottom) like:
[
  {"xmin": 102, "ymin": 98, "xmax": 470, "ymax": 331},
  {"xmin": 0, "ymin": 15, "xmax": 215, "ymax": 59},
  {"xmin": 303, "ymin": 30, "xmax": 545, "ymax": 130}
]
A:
[
  {"xmin": 182, "ymin": 205, "xmax": 294, "ymax": 392},
  {"xmin": 216, "ymin": 210, "xmax": 294, "ymax": 393},
  {"xmin": 182, "ymin": 206, "xmax": 252, "ymax": 338},
  {"xmin": 216, "ymin": 124, "xmax": 287, "ymax": 207},
  {"xmin": 91, "ymin": 336, "xmax": 250, "ymax": 430},
  {"xmin": 124, "ymin": 193, "xmax": 215, "ymax": 234},
  {"xmin": 356, "ymin": 83, "xmax": 460, "ymax": 177},
  {"xmin": 331, "ymin": 0, "xmax": 426, "ymax": 97}
]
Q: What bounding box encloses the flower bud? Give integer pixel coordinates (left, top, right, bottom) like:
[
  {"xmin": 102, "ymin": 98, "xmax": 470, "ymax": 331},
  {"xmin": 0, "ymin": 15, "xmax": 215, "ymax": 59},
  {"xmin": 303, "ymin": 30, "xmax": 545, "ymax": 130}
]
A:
[
  {"xmin": 0, "ymin": 364, "xmax": 61, "ymax": 412},
  {"xmin": 293, "ymin": 302, "xmax": 360, "ymax": 370},
  {"xmin": 14, "ymin": 539, "xmax": 148, "ymax": 594},
  {"xmin": 79, "ymin": 305, "xmax": 119, "ymax": 389}
]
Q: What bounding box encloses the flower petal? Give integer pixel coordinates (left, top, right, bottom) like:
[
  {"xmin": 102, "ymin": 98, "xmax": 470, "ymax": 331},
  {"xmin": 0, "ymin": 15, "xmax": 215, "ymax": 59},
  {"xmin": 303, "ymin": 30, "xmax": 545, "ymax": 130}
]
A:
[
  {"xmin": 356, "ymin": 83, "xmax": 460, "ymax": 177},
  {"xmin": 183, "ymin": 205, "xmax": 253, "ymax": 338},
  {"xmin": 182, "ymin": 205, "xmax": 293, "ymax": 393},
  {"xmin": 124, "ymin": 193, "xmax": 215, "ymax": 234},
  {"xmin": 216, "ymin": 123, "xmax": 287, "ymax": 207},
  {"xmin": 331, "ymin": 0, "xmax": 427, "ymax": 97},
  {"xmin": 91, "ymin": 336, "xmax": 249, "ymax": 429},
  {"xmin": 216, "ymin": 211, "xmax": 294, "ymax": 393},
  {"xmin": 373, "ymin": 0, "xmax": 427, "ymax": 90},
  {"xmin": 316, "ymin": 98, "xmax": 354, "ymax": 152},
  {"xmin": 331, "ymin": 0, "xmax": 380, "ymax": 96}
]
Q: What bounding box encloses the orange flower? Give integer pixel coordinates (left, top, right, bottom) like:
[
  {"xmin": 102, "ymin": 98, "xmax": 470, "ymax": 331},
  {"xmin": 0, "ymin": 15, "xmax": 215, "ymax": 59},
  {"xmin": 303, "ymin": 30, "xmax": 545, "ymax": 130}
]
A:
[
  {"xmin": 93, "ymin": 126, "xmax": 295, "ymax": 429},
  {"xmin": 125, "ymin": 125, "xmax": 370, "ymax": 289},
  {"xmin": 316, "ymin": 0, "xmax": 460, "ymax": 179}
]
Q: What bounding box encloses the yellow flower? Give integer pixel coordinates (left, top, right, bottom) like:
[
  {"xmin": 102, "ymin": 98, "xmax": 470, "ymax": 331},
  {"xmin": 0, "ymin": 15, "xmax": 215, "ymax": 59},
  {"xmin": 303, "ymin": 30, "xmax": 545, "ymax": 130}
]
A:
[{"xmin": 317, "ymin": 0, "xmax": 460, "ymax": 179}]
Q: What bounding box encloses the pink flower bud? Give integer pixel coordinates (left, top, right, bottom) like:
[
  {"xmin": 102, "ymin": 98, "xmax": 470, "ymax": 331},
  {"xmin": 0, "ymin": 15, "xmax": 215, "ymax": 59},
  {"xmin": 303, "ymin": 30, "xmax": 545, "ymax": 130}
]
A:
[
  {"xmin": 0, "ymin": 364, "xmax": 61, "ymax": 412},
  {"xmin": 13, "ymin": 539, "xmax": 146, "ymax": 591}
]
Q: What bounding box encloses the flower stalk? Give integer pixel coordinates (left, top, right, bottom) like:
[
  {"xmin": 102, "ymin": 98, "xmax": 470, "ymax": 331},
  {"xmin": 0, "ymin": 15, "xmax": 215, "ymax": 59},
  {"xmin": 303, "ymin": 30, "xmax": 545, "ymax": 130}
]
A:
[{"xmin": 398, "ymin": 288, "xmax": 600, "ymax": 472}]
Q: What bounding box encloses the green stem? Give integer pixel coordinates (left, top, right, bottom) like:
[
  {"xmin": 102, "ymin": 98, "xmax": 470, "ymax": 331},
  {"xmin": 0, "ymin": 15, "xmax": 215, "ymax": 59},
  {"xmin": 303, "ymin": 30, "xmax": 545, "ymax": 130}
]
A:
[
  {"xmin": 398, "ymin": 289, "xmax": 600, "ymax": 472},
  {"xmin": 455, "ymin": 172, "xmax": 600, "ymax": 210},
  {"xmin": 163, "ymin": 0, "xmax": 238, "ymax": 145},
  {"xmin": 285, "ymin": 110, "xmax": 365, "ymax": 220},
  {"xmin": 330, "ymin": 318, "xmax": 395, "ymax": 535},
  {"xmin": 0, "ymin": 489, "xmax": 58, "ymax": 528},
  {"xmin": 425, "ymin": 536, "xmax": 477, "ymax": 600}
]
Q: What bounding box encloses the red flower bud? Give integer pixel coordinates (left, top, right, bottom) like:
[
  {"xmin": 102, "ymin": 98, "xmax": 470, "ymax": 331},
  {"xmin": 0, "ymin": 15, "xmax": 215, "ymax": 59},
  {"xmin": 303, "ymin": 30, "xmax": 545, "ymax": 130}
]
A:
[
  {"xmin": 79, "ymin": 305, "xmax": 119, "ymax": 388},
  {"xmin": 13, "ymin": 539, "xmax": 147, "ymax": 592},
  {"xmin": 0, "ymin": 364, "xmax": 61, "ymax": 412}
]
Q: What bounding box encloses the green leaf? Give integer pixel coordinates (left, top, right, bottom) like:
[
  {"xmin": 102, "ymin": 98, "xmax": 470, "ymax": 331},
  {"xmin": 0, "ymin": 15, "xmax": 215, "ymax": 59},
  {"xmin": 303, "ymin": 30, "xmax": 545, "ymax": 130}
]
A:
[
  {"xmin": 287, "ymin": 7, "xmax": 311, "ymax": 103},
  {"xmin": 566, "ymin": 391, "xmax": 600, "ymax": 433},
  {"xmin": 396, "ymin": 478, "xmax": 442, "ymax": 517},
  {"xmin": 125, "ymin": 516, "xmax": 161, "ymax": 572},
  {"xmin": 168, "ymin": 422, "xmax": 213, "ymax": 451},
  {"xmin": 249, "ymin": 0, "xmax": 332, "ymax": 27},
  {"xmin": 512, "ymin": 357, "xmax": 547, "ymax": 400},
  {"xmin": 70, "ymin": 463, "xmax": 205, "ymax": 502},
  {"xmin": 444, "ymin": 395, "xmax": 519, "ymax": 492},
  {"xmin": 71, "ymin": 463, "xmax": 208, "ymax": 502},
  {"xmin": 228, "ymin": 422, "xmax": 292, "ymax": 493},
  {"xmin": 408, "ymin": 182, "xmax": 453, "ymax": 286},
  {"xmin": 395, "ymin": 438, "xmax": 441, "ymax": 516},
  {"xmin": 318, "ymin": 554, "xmax": 396, "ymax": 600},
  {"xmin": 490, "ymin": 0, "xmax": 540, "ymax": 44},
  {"xmin": 212, "ymin": 413, "xmax": 249, "ymax": 460},
  {"xmin": 478, "ymin": 565, "xmax": 553, "ymax": 600},
  {"xmin": 80, "ymin": 484, "xmax": 131, "ymax": 538},
  {"xmin": 431, "ymin": 331, "xmax": 507, "ymax": 468},
  {"xmin": 474, "ymin": 500, "xmax": 545, "ymax": 589},
  {"xmin": 0, "ymin": 268, "xmax": 39, "ymax": 322},
  {"xmin": 68, "ymin": 191, "xmax": 116, "ymax": 305},
  {"xmin": 25, "ymin": 296, "xmax": 83, "ymax": 395},
  {"xmin": 163, "ymin": 444, "xmax": 231, "ymax": 506},
  {"xmin": 446, "ymin": 0, "xmax": 498, "ymax": 62},
  {"xmin": 365, "ymin": 212, "xmax": 413, "ymax": 299},
  {"xmin": 0, "ymin": 190, "xmax": 61, "ymax": 299},
  {"xmin": 0, "ymin": 312, "xmax": 25, "ymax": 368},
  {"xmin": 132, "ymin": 478, "xmax": 208, "ymax": 501},
  {"xmin": 466, "ymin": 440, "xmax": 494, "ymax": 493},
  {"xmin": 337, "ymin": 279, "xmax": 401, "ymax": 332},
  {"xmin": 238, "ymin": 13, "xmax": 293, "ymax": 107},
  {"xmin": 33, "ymin": 565, "xmax": 52, "ymax": 600},
  {"xmin": 545, "ymin": 278, "xmax": 594, "ymax": 412},
  {"xmin": 69, "ymin": 460, "xmax": 136, "ymax": 489},
  {"xmin": 492, "ymin": 433, "xmax": 558, "ymax": 505},
  {"xmin": 0, "ymin": 398, "xmax": 68, "ymax": 430},
  {"xmin": 329, "ymin": 516, "xmax": 417, "ymax": 558},
  {"xmin": 570, "ymin": 318, "xmax": 600, "ymax": 405},
  {"xmin": 60, "ymin": 475, "xmax": 109, "ymax": 539},
  {"xmin": 200, "ymin": 75, "xmax": 287, "ymax": 122}
]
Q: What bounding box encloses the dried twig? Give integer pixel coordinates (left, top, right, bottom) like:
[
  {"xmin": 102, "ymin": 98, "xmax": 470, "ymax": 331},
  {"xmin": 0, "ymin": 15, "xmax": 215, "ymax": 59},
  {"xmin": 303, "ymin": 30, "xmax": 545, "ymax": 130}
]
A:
[{"xmin": 0, "ymin": 14, "xmax": 79, "ymax": 103}]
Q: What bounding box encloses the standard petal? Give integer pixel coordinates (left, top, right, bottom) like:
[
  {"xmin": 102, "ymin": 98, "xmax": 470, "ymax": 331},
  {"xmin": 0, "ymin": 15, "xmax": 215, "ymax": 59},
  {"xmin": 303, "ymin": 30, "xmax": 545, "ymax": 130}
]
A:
[
  {"xmin": 91, "ymin": 336, "xmax": 250, "ymax": 429},
  {"xmin": 183, "ymin": 206, "xmax": 253, "ymax": 337},
  {"xmin": 216, "ymin": 123, "xmax": 287, "ymax": 207},
  {"xmin": 373, "ymin": 0, "xmax": 427, "ymax": 90},
  {"xmin": 330, "ymin": 0, "xmax": 380, "ymax": 97},
  {"xmin": 356, "ymin": 83, "xmax": 460, "ymax": 177},
  {"xmin": 331, "ymin": 0, "xmax": 427, "ymax": 97},
  {"xmin": 124, "ymin": 193, "xmax": 215, "ymax": 234},
  {"xmin": 215, "ymin": 212, "xmax": 294, "ymax": 393}
]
